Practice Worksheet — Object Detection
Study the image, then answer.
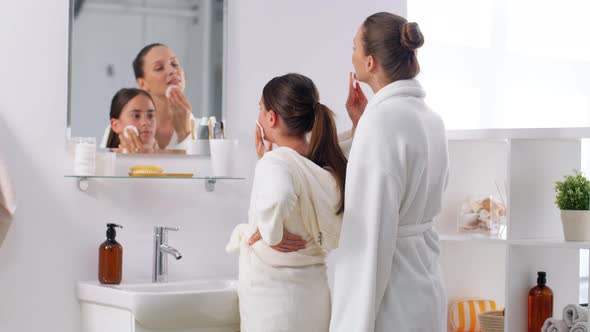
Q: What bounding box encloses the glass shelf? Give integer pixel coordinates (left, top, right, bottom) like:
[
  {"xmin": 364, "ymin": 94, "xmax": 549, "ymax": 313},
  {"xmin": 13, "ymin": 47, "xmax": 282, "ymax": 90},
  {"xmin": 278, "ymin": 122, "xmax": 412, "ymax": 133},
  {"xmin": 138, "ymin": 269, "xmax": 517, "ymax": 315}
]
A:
[
  {"xmin": 447, "ymin": 127, "xmax": 590, "ymax": 141},
  {"xmin": 439, "ymin": 234, "xmax": 507, "ymax": 244},
  {"xmin": 65, "ymin": 175, "xmax": 244, "ymax": 180},
  {"xmin": 440, "ymin": 234, "xmax": 590, "ymax": 249},
  {"xmin": 65, "ymin": 175, "xmax": 245, "ymax": 192},
  {"xmin": 509, "ymin": 238, "xmax": 590, "ymax": 249}
]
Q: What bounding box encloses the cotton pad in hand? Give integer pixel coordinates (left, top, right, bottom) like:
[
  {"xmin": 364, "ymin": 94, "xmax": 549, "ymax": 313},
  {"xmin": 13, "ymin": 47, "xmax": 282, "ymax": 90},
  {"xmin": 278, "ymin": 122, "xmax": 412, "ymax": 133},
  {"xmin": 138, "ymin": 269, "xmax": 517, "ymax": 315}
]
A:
[
  {"xmin": 256, "ymin": 121, "xmax": 265, "ymax": 140},
  {"xmin": 166, "ymin": 85, "xmax": 177, "ymax": 98},
  {"xmin": 123, "ymin": 125, "xmax": 139, "ymax": 138}
]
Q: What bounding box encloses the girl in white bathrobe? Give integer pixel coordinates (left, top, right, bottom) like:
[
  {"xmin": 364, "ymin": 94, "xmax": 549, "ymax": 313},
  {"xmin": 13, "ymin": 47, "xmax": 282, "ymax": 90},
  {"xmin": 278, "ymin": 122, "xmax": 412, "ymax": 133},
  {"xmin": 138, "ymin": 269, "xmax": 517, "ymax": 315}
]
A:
[
  {"xmin": 226, "ymin": 73, "xmax": 348, "ymax": 332},
  {"xmin": 330, "ymin": 12, "xmax": 449, "ymax": 331}
]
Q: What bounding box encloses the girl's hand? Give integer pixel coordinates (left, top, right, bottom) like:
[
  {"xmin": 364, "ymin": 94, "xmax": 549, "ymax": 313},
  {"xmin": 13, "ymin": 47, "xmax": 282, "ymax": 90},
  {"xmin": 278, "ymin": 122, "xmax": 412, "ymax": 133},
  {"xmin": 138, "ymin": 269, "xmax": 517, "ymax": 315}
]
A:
[
  {"xmin": 117, "ymin": 128, "xmax": 155, "ymax": 153},
  {"xmin": 255, "ymin": 123, "xmax": 272, "ymax": 159}
]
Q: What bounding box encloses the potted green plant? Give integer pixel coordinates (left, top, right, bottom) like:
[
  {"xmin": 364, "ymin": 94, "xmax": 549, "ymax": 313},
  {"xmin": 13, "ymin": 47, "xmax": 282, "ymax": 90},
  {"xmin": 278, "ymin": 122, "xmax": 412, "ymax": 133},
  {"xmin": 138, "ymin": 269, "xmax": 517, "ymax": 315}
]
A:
[{"xmin": 555, "ymin": 170, "xmax": 590, "ymax": 241}]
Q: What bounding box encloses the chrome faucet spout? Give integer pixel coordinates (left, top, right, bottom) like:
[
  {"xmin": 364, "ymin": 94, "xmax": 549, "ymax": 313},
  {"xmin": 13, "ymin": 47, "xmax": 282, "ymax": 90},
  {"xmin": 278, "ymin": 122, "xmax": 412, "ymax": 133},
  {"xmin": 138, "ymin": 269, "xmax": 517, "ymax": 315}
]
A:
[
  {"xmin": 160, "ymin": 244, "xmax": 183, "ymax": 260},
  {"xmin": 153, "ymin": 226, "xmax": 182, "ymax": 283}
]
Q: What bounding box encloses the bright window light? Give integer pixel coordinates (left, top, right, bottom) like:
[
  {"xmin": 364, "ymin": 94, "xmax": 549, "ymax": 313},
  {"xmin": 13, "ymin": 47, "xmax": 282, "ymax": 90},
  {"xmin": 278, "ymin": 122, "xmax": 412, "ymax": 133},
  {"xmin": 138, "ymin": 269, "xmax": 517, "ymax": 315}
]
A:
[
  {"xmin": 408, "ymin": 0, "xmax": 590, "ymax": 129},
  {"xmin": 506, "ymin": 0, "xmax": 590, "ymax": 62},
  {"xmin": 423, "ymin": 84, "xmax": 481, "ymax": 130},
  {"xmin": 408, "ymin": 0, "xmax": 493, "ymax": 48},
  {"xmin": 502, "ymin": 92, "xmax": 589, "ymax": 128}
]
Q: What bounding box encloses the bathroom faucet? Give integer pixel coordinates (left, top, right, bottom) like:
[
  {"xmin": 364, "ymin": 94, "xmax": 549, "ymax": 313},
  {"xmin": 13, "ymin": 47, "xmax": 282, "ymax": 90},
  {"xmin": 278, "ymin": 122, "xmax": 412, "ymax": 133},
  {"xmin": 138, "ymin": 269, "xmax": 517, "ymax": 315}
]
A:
[{"xmin": 153, "ymin": 226, "xmax": 182, "ymax": 283}]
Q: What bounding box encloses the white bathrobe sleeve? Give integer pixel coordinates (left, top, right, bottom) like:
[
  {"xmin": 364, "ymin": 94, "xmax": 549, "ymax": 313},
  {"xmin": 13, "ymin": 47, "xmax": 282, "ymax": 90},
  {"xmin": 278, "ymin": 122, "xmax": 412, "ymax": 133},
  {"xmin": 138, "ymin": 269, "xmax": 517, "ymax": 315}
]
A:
[
  {"xmin": 338, "ymin": 128, "xmax": 355, "ymax": 158},
  {"xmin": 252, "ymin": 156, "xmax": 298, "ymax": 246},
  {"xmin": 330, "ymin": 119, "xmax": 406, "ymax": 332}
]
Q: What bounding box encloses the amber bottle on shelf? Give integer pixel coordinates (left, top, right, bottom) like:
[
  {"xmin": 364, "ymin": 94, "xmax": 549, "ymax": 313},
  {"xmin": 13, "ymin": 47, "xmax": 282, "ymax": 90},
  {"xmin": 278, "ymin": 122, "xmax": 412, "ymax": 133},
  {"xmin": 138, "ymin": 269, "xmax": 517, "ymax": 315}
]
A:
[
  {"xmin": 98, "ymin": 223, "xmax": 123, "ymax": 284},
  {"xmin": 528, "ymin": 271, "xmax": 553, "ymax": 332}
]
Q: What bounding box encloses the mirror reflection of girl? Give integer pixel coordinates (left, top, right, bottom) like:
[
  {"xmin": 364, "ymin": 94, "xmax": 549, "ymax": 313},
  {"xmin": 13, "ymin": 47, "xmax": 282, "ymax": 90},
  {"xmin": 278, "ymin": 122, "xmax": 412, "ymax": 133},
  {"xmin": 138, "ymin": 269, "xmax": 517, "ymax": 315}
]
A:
[
  {"xmin": 226, "ymin": 73, "xmax": 347, "ymax": 332},
  {"xmin": 106, "ymin": 88, "xmax": 157, "ymax": 153},
  {"xmin": 133, "ymin": 43, "xmax": 193, "ymax": 150}
]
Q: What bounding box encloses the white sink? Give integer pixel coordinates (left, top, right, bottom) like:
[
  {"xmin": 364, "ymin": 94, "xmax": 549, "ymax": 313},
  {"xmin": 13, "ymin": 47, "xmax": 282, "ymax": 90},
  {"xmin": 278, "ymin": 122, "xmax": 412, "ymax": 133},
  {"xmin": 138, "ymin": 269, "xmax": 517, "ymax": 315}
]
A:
[{"xmin": 77, "ymin": 279, "xmax": 239, "ymax": 330}]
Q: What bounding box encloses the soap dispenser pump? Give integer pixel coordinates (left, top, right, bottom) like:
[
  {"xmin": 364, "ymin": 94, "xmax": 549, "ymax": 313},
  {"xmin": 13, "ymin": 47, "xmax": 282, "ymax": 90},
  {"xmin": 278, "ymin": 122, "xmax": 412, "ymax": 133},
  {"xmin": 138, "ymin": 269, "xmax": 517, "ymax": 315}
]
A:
[{"xmin": 98, "ymin": 223, "xmax": 123, "ymax": 284}]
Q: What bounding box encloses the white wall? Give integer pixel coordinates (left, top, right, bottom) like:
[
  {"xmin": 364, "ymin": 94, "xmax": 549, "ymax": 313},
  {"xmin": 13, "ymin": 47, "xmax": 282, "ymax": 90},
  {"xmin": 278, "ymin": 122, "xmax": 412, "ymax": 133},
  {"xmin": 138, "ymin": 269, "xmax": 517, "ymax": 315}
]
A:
[{"xmin": 0, "ymin": 0, "xmax": 402, "ymax": 331}]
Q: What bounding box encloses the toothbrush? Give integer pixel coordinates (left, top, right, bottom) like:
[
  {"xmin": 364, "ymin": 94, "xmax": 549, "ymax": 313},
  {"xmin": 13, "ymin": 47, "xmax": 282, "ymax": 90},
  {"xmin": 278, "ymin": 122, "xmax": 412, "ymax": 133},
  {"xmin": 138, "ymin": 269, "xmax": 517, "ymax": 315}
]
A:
[
  {"xmin": 190, "ymin": 118, "xmax": 195, "ymax": 140},
  {"xmin": 208, "ymin": 118, "xmax": 213, "ymax": 140}
]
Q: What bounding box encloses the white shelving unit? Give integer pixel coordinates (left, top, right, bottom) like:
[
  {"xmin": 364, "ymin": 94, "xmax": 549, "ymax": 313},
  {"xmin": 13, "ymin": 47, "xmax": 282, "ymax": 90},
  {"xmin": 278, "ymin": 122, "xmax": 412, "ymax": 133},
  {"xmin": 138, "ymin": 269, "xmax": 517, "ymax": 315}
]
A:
[{"xmin": 439, "ymin": 127, "xmax": 590, "ymax": 331}]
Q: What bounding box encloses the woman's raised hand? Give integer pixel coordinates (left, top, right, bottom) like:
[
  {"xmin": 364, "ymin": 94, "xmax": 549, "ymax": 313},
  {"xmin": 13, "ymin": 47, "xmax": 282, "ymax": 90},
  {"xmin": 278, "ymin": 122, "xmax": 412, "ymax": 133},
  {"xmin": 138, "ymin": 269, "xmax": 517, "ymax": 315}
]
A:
[
  {"xmin": 345, "ymin": 72, "xmax": 368, "ymax": 129},
  {"xmin": 167, "ymin": 87, "xmax": 192, "ymax": 141}
]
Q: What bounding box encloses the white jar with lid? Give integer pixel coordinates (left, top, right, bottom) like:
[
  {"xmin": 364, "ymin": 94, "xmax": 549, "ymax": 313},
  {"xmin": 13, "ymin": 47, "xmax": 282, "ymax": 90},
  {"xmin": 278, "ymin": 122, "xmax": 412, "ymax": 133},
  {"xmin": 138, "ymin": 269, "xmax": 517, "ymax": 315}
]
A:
[{"xmin": 72, "ymin": 137, "xmax": 96, "ymax": 176}]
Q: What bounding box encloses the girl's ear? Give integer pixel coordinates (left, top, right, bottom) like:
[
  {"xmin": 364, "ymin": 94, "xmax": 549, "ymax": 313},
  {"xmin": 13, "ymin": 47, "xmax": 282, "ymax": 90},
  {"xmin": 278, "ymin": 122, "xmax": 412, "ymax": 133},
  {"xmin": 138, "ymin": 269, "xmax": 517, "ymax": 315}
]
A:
[
  {"xmin": 267, "ymin": 110, "xmax": 279, "ymax": 128},
  {"xmin": 111, "ymin": 118, "xmax": 122, "ymax": 134}
]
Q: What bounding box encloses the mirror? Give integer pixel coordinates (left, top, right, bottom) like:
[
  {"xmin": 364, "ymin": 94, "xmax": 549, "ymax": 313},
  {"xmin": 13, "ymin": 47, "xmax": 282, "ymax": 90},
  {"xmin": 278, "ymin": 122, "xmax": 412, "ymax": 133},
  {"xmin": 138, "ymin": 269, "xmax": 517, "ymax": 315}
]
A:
[{"xmin": 68, "ymin": 0, "xmax": 226, "ymax": 155}]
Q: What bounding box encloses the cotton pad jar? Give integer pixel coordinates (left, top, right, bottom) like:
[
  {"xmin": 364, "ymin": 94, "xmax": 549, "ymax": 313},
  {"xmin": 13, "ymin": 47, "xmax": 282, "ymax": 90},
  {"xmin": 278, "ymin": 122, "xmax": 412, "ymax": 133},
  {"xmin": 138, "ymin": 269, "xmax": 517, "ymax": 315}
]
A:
[{"xmin": 73, "ymin": 137, "xmax": 97, "ymax": 176}]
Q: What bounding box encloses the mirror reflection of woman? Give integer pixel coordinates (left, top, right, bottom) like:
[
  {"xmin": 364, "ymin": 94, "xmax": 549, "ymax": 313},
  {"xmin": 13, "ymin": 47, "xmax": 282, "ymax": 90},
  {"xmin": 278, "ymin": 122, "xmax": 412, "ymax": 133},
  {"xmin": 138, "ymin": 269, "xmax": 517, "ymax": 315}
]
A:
[
  {"xmin": 133, "ymin": 43, "xmax": 193, "ymax": 150},
  {"xmin": 105, "ymin": 88, "xmax": 157, "ymax": 153}
]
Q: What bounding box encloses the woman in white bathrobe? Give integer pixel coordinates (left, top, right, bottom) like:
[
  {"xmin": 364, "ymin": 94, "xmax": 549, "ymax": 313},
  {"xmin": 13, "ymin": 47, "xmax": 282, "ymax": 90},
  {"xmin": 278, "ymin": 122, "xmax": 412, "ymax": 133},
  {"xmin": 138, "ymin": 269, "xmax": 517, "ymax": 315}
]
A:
[
  {"xmin": 226, "ymin": 73, "xmax": 348, "ymax": 332},
  {"xmin": 330, "ymin": 12, "xmax": 449, "ymax": 331}
]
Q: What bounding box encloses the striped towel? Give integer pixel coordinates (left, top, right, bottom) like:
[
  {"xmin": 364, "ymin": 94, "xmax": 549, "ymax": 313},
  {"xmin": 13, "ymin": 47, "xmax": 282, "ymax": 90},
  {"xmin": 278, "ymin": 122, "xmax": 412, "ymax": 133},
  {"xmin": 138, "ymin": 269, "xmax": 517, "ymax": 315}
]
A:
[{"xmin": 450, "ymin": 299, "xmax": 498, "ymax": 332}]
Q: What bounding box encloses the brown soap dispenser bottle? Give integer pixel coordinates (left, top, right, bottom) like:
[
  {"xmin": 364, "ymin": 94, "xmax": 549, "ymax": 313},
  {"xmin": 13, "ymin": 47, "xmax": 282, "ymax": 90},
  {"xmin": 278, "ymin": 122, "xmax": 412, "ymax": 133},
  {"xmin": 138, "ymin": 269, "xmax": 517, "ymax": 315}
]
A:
[
  {"xmin": 98, "ymin": 223, "xmax": 123, "ymax": 284},
  {"xmin": 528, "ymin": 271, "xmax": 553, "ymax": 332}
]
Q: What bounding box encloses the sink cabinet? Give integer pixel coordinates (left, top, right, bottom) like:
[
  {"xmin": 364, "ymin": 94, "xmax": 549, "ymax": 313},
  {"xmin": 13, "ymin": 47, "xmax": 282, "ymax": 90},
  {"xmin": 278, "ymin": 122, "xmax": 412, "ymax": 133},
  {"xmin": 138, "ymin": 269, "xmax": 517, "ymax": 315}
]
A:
[
  {"xmin": 80, "ymin": 302, "xmax": 239, "ymax": 332},
  {"xmin": 78, "ymin": 280, "xmax": 240, "ymax": 332}
]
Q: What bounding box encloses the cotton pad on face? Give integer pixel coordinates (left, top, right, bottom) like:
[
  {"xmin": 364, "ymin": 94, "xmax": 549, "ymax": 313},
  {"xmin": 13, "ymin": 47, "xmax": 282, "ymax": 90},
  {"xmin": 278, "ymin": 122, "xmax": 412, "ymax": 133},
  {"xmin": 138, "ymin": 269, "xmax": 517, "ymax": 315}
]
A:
[
  {"xmin": 123, "ymin": 125, "xmax": 139, "ymax": 138},
  {"xmin": 256, "ymin": 121, "xmax": 265, "ymax": 140},
  {"xmin": 166, "ymin": 85, "xmax": 177, "ymax": 98}
]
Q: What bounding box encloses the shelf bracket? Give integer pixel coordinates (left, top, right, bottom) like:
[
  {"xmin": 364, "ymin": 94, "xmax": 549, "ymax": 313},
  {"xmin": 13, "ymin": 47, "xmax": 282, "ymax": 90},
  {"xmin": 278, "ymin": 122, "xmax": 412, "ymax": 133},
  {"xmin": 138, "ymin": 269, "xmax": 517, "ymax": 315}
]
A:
[
  {"xmin": 205, "ymin": 178, "xmax": 216, "ymax": 192},
  {"xmin": 77, "ymin": 177, "xmax": 89, "ymax": 192}
]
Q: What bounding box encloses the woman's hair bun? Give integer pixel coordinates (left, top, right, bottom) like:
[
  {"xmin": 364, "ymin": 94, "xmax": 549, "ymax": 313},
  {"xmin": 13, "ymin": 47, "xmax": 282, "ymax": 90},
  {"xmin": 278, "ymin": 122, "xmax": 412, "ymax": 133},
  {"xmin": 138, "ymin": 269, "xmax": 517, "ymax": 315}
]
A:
[{"xmin": 400, "ymin": 22, "xmax": 424, "ymax": 50}]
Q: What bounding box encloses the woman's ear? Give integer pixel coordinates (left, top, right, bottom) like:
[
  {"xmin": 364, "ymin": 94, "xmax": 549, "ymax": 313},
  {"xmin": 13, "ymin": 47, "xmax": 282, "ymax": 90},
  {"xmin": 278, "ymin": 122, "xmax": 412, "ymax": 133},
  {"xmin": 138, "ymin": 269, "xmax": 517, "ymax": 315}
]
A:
[
  {"xmin": 366, "ymin": 54, "xmax": 376, "ymax": 73},
  {"xmin": 137, "ymin": 78, "xmax": 149, "ymax": 92},
  {"xmin": 111, "ymin": 118, "xmax": 122, "ymax": 134}
]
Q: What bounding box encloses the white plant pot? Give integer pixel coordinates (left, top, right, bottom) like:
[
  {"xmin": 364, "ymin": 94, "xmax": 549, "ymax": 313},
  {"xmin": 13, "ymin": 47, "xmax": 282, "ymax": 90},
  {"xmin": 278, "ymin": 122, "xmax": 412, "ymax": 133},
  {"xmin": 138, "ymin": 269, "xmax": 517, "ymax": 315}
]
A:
[{"xmin": 561, "ymin": 210, "xmax": 590, "ymax": 241}]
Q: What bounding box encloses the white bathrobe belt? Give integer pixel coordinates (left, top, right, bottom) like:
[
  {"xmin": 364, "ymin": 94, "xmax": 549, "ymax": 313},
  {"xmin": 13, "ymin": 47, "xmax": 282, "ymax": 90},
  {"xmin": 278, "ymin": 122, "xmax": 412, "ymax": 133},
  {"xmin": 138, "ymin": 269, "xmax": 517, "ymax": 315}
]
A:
[{"xmin": 397, "ymin": 221, "xmax": 434, "ymax": 238}]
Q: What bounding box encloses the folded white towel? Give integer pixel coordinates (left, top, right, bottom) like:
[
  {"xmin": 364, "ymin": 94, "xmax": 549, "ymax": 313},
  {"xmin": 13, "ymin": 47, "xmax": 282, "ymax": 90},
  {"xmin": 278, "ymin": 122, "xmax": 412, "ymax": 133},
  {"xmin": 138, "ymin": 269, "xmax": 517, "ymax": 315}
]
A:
[
  {"xmin": 541, "ymin": 318, "xmax": 568, "ymax": 332},
  {"xmin": 564, "ymin": 304, "xmax": 589, "ymax": 327},
  {"xmin": 0, "ymin": 156, "xmax": 16, "ymax": 246},
  {"xmin": 571, "ymin": 322, "xmax": 589, "ymax": 332}
]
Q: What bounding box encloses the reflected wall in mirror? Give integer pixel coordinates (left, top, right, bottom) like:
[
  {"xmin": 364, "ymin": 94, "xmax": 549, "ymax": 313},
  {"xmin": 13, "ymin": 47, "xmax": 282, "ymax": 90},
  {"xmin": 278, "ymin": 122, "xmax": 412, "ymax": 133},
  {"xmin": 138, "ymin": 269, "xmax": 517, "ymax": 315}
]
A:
[{"xmin": 68, "ymin": 0, "xmax": 225, "ymax": 155}]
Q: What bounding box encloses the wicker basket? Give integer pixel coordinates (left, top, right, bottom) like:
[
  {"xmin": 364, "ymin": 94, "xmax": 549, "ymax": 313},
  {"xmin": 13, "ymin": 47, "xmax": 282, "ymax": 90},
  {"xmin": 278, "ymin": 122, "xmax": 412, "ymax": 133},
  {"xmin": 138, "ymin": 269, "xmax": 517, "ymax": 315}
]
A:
[{"xmin": 478, "ymin": 310, "xmax": 505, "ymax": 332}]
